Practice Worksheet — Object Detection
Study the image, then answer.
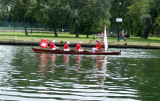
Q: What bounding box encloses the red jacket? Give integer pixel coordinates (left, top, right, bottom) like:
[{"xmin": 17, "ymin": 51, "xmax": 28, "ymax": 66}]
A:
[
  {"xmin": 64, "ymin": 43, "xmax": 69, "ymax": 49},
  {"xmin": 76, "ymin": 43, "xmax": 81, "ymax": 51},
  {"xmin": 96, "ymin": 42, "xmax": 101, "ymax": 50},
  {"xmin": 50, "ymin": 42, "xmax": 55, "ymax": 49}
]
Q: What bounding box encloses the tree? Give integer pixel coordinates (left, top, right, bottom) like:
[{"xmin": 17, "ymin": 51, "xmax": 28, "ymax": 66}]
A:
[
  {"xmin": 110, "ymin": 0, "xmax": 133, "ymax": 36},
  {"xmin": 141, "ymin": 0, "xmax": 160, "ymax": 39},
  {"xmin": 83, "ymin": 0, "xmax": 111, "ymax": 38},
  {"xmin": 125, "ymin": 0, "xmax": 145, "ymax": 36},
  {"xmin": 33, "ymin": 0, "xmax": 71, "ymax": 37},
  {"xmin": 68, "ymin": 0, "xmax": 111, "ymax": 38},
  {"xmin": 0, "ymin": 0, "xmax": 37, "ymax": 36}
]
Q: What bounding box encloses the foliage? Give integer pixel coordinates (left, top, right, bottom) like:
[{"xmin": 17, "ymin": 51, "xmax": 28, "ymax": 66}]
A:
[
  {"xmin": 110, "ymin": 0, "xmax": 160, "ymax": 39},
  {"xmin": 141, "ymin": 0, "xmax": 160, "ymax": 38},
  {"xmin": 0, "ymin": 0, "xmax": 159, "ymax": 39},
  {"xmin": 0, "ymin": 0, "xmax": 37, "ymax": 36},
  {"xmin": 67, "ymin": 0, "xmax": 111, "ymax": 37}
]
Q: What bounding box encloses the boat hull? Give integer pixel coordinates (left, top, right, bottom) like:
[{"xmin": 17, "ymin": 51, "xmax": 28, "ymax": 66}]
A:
[{"xmin": 32, "ymin": 48, "xmax": 121, "ymax": 55}]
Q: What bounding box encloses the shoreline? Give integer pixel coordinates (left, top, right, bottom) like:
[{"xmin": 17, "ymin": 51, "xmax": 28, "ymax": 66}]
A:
[{"xmin": 0, "ymin": 40, "xmax": 160, "ymax": 49}]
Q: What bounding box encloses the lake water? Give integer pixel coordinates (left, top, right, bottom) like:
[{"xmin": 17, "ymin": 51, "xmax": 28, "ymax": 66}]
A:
[{"xmin": 0, "ymin": 45, "xmax": 160, "ymax": 101}]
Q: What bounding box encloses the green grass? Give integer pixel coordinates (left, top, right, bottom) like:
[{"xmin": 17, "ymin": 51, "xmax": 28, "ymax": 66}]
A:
[{"xmin": 0, "ymin": 31, "xmax": 160, "ymax": 46}]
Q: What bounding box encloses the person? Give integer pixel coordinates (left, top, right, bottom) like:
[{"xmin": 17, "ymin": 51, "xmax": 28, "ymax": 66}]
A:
[
  {"xmin": 92, "ymin": 39, "xmax": 101, "ymax": 52},
  {"xmin": 64, "ymin": 41, "xmax": 71, "ymax": 51},
  {"xmin": 119, "ymin": 29, "xmax": 126, "ymax": 42},
  {"xmin": 100, "ymin": 32, "xmax": 104, "ymax": 39},
  {"xmin": 50, "ymin": 40, "xmax": 59, "ymax": 50},
  {"xmin": 76, "ymin": 41, "xmax": 84, "ymax": 52},
  {"xmin": 110, "ymin": 32, "xmax": 113, "ymax": 37},
  {"xmin": 98, "ymin": 33, "xmax": 100, "ymax": 39}
]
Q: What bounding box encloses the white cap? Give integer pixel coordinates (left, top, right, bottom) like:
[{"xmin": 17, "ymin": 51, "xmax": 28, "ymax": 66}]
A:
[
  {"xmin": 52, "ymin": 40, "xmax": 55, "ymax": 42},
  {"xmin": 79, "ymin": 41, "xmax": 82, "ymax": 43},
  {"xmin": 67, "ymin": 41, "xmax": 70, "ymax": 44},
  {"xmin": 96, "ymin": 39, "xmax": 99, "ymax": 42}
]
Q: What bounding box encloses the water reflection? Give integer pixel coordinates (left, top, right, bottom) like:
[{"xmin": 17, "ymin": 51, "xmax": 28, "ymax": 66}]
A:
[
  {"xmin": 75, "ymin": 55, "xmax": 81, "ymax": 69},
  {"xmin": 95, "ymin": 56, "xmax": 107, "ymax": 86},
  {"xmin": 63, "ymin": 54, "xmax": 69, "ymax": 66},
  {"xmin": 63, "ymin": 54, "xmax": 69, "ymax": 77},
  {"xmin": 49, "ymin": 54, "xmax": 56, "ymax": 73},
  {"xmin": 1, "ymin": 46, "xmax": 160, "ymax": 100},
  {"xmin": 39, "ymin": 53, "xmax": 49, "ymax": 76}
]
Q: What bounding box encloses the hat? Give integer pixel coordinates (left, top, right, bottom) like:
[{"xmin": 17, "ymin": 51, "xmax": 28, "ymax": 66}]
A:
[
  {"xmin": 52, "ymin": 40, "xmax": 55, "ymax": 42},
  {"xmin": 67, "ymin": 41, "xmax": 70, "ymax": 44},
  {"xmin": 96, "ymin": 39, "xmax": 99, "ymax": 42},
  {"xmin": 79, "ymin": 41, "xmax": 82, "ymax": 43}
]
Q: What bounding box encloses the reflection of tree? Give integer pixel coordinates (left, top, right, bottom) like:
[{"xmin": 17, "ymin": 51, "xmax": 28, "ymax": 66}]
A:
[
  {"xmin": 8, "ymin": 47, "xmax": 160, "ymax": 100},
  {"xmin": 107, "ymin": 57, "xmax": 160, "ymax": 101},
  {"xmin": 10, "ymin": 47, "xmax": 41, "ymax": 87}
]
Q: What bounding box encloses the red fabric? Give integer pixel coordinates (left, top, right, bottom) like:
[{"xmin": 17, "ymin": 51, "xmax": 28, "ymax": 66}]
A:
[
  {"xmin": 76, "ymin": 43, "xmax": 81, "ymax": 51},
  {"xmin": 96, "ymin": 42, "xmax": 101, "ymax": 50},
  {"xmin": 64, "ymin": 43, "xmax": 69, "ymax": 49},
  {"xmin": 50, "ymin": 42, "xmax": 55, "ymax": 49},
  {"xmin": 39, "ymin": 39, "xmax": 49, "ymax": 48},
  {"xmin": 120, "ymin": 31, "xmax": 122, "ymax": 36}
]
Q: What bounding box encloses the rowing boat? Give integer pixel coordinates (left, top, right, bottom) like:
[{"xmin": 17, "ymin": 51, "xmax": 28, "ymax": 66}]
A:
[{"xmin": 32, "ymin": 47, "xmax": 121, "ymax": 55}]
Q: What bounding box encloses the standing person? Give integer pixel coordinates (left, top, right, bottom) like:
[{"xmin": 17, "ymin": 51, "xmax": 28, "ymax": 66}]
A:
[
  {"xmin": 64, "ymin": 41, "xmax": 71, "ymax": 51},
  {"xmin": 92, "ymin": 39, "xmax": 101, "ymax": 52},
  {"xmin": 101, "ymin": 32, "xmax": 104, "ymax": 39},
  {"xmin": 119, "ymin": 29, "xmax": 126, "ymax": 42},
  {"xmin": 76, "ymin": 41, "xmax": 84, "ymax": 52},
  {"xmin": 50, "ymin": 40, "xmax": 59, "ymax": 50},
  {"xmin": 98, "ymin": 33, "xmax": 100, "ymax": 39}
]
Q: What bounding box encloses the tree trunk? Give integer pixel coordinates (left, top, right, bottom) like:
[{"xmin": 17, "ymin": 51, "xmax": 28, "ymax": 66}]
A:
[
  {"xmin": 23, "ymin": 20, "xmax": 28, "ymax": 36},
  {"xmin": 53, "ymin": 22, "xmax": 58, "ymax": 37},
  {"xmin": 86, "ymin": 29, "xmax": 89, "ymax": 38},
  {"xmin": 86, "ymin": 24, "xmax": 92, "ymax": 38},
  {"xmin": 142, "ymin": 10, "xmax": 157, "ymax": 39},
  {"xmin": 76, "ymin": 26, "xmax": 79, "ymax": 38}
]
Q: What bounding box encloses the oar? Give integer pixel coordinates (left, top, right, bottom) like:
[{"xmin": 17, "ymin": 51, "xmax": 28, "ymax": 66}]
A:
[
  {"xmin": 83, "ymin": 49, "xmax": 91, "ymax": 52},
  {"xmin": 70, "ymin": 49, "xmax": 76, "ymax": 52}
]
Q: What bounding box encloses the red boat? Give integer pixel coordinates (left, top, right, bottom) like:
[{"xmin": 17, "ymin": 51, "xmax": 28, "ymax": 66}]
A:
[{"xmin": 32, "ymin": 47, "xmax": 121, "ymax": 55}]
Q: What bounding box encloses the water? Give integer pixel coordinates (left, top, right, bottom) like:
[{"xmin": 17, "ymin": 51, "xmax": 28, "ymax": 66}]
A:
[{"xmin": 0, "ymin": 45, "xmax": 160, "ymax": 101}]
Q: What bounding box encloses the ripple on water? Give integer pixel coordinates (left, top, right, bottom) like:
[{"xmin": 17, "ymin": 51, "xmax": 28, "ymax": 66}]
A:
[{"xmin": 1, "ymin": 46, "xmax": 153, "ymax": 101}]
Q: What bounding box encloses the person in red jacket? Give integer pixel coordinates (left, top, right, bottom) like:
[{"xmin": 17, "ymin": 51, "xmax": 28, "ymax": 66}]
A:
[
  {"xmin": 92, "ymin": 39, "xmax": 101, "ymax": 52},
  {"xmin": 64, "ymin": 41, "xmax": 71, "ymax": 51},
  {"xmin": 50, "ymin": 40, "xmax": 59, "ymax": 50},
  {"xmin": 76, "ymin": 41, "xmax": 84, "ymax": 52}
]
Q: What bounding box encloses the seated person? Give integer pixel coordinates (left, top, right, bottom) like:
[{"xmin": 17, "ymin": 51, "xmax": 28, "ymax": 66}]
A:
[
  {"xmin": 50, "ymin": 40, "xmax": 59, "ymax": 50},
  {"xmin": 76, "ymin": 41, "xmax": 84, "ymax": 52},
  {"xmin": 64, "ymin": 41, "xmax": 71, "ymax": 51},
  {"xmin": 92, "ymin": 39, "xmax": 101, "ymax": 52}
]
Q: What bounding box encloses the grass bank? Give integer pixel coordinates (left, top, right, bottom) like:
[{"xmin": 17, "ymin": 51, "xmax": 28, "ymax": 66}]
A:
[{"xmin": 0, "ymin": 31, "xmax": 160, "ymax": 46}]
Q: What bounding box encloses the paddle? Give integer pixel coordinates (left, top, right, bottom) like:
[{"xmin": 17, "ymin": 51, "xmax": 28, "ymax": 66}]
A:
[
  {"xmin": 70, "ymin": 49, "xmax": 76, "ymax": 52},
  {"xmin": 83, "ymin": 49, "xmax": 91, "ymax": 52}
]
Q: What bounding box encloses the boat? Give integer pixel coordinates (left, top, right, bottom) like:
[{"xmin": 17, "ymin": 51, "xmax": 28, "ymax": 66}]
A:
[
  {"xmin": 33, "ymin": 25, "xmax": 121, "ymax": 55},
  {"xmin": 32, "ymin": 47, "xmax": 121, "ymax": 55}
]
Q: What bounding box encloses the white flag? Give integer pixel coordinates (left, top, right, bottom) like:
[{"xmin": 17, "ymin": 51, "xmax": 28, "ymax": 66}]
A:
[{"xmin": 104, "ymin": 25, "xmax": 108, "ymax": 52}]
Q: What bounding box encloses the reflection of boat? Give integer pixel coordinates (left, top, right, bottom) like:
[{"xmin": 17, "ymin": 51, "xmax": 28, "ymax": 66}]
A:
[{"xmin": 32, "ymin": 48, "xmax": 121, "ymax": 55}]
